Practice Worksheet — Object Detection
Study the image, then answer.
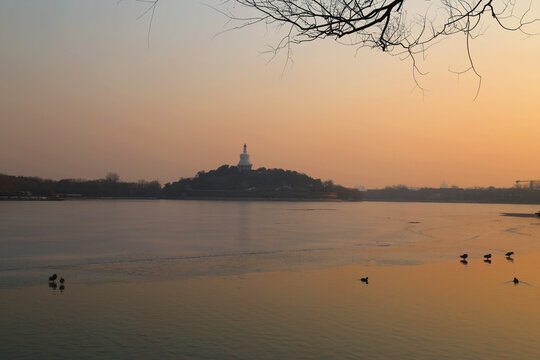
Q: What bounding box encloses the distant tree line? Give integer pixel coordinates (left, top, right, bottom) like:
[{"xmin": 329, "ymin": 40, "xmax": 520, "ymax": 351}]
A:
[
  {"xmin": 0, "ymin": 173, "xmax": 161, "ymax": 198},
  {"xmin": 6, "ymin": 169, "xmax": 540, "ymax": 203},
  {"xmin": 364, "ymin": 185, "xmax": 540, "ymax": 204},
  {"xmin": 0, "ymin": 166, "xmax": 363, "ymax": 200}
]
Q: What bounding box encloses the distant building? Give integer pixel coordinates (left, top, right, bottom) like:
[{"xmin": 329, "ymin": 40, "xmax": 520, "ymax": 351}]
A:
[
  {"xmin": 440, "ymin": 180, "xmax": 448, "ymax": 189},
  {"xmin": 238, "ymin": 144, "xmax": 252, "ymax": 171}
]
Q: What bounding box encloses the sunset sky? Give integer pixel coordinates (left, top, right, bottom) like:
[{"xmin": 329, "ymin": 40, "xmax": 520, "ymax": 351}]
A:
[{"xmin": 1, "ymin": 0, "xmax": 539, "ymax": 188}]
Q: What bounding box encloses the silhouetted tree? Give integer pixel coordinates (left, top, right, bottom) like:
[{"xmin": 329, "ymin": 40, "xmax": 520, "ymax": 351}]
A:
[
  {"xmin": 0, "ymin": 174, "xmax": 161, "ymax": 198},
  {"xmin": 105, "ymin": 172, "xmax": 120, "ymax": 182},
  {"xmin": 216, "ymin": 0, "xmax": 537, "ymax": 97},
  {"xmin": 136, "ymin": 0, "xmax": 537, "ymax": 97}
]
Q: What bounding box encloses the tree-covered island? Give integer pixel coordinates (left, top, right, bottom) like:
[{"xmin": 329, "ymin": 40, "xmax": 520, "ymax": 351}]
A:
[
  {"xmin": 162, "ymin": 165, "xmax": 362, "ymax": 201},
  {"xmin": 0, "ymin": 166, "xmax": 363, "ymax": 201}
]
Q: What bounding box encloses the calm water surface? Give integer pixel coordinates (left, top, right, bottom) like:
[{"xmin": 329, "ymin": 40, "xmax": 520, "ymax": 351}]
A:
[{"xmin": 1, "ymin": 200, "xmax": 540, "ymax": 359}]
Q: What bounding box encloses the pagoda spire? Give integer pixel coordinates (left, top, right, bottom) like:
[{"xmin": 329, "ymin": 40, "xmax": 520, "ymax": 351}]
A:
[{"xmin": 238, "ymin": 144, "xmax": 252, "ymax": 171}]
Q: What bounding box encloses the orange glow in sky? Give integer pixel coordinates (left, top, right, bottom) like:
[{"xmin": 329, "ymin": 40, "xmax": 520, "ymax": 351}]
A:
[{"xmin": 0, "ymin": 1, "xmax": 538, "ymax": 188}]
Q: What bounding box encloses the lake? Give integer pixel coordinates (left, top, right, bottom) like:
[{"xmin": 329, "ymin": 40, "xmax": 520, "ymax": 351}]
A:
[{"xmin": 1, "ymin": 200, "xmax": 540, "ymax": 359}]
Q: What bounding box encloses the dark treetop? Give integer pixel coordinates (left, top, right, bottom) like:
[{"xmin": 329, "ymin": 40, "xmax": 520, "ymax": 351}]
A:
[{"xmin": 162, "ymin": 165, "xmax": 363, "ymax": 201}]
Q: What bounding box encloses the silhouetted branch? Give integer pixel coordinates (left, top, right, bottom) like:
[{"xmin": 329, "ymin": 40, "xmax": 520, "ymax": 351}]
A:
[
  {"xmin": 134, "ymin": 0, "xmax": 159, "ymax": 47},
  {"xmin": 221, "ymin": 0, "xmax": 538, "ymax": 98},
  {"xmin": 140, "ymin": 0, "xmax": 538, "ymax": 98}
]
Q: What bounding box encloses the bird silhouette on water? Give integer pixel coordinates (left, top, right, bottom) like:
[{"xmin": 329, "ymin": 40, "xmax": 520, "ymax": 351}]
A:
[
  {"xmin": 47, "ymin": 273, "xmax": 66, "ymax": 292},
  {"xmin": 506, "ymin": 251, "xmax": 514, "ymax": 257},
  {"xmin": 460, "ymin": 254, "xmax": 468, "ymax": 260},
  {"xmin": 360, "ymin": 277, "xmax": 369, "ymax": 284},
  {"xmin": 483, "ymin": 254, "xmax": 492, "ymax": 260},
  {"xmin": 502, "ymin": 277, "xmax": 531, "ymax": 286}
]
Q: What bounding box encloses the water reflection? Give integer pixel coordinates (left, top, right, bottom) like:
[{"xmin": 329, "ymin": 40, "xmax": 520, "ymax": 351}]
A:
[
  {"xmin": 460, "ymin": 259, "xmax": 468, "ymax": 265},
  {"xmin": 502, "ymin": 279, "xmax": 532, "ymax": 286},
  {"xmin": 234, "ymin": 202, "xmax": 252, "ymax": 275},
  {"xmin": 3, "ymin": 201, "xmax": 540, "ymax": 285},
  {"xmin": 3, "ymin": 253, "xmax": 540, "ymax": 360},
  {"xmin": 48, "ymin": 281, "xmax": 57, "ymax": 290},
  {"xmin": 506, "ymin": 256, "xmax": 514, "ymax": 262},
  {"xmin": 238, "ymin": 202, "xmax": 253, "ymax": 243},
  {"xmin": 500, "ymin": 213, "xmax": 539, "ymax": 218},
  {"xmin": 484, "ymin": 259, "xmax": 492, "ymax": 264}
]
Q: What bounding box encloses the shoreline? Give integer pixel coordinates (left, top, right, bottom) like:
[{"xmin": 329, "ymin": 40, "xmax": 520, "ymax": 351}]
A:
[{"xmin": 3, "ymin": 197, "xmax": 540, "ymax": 205}]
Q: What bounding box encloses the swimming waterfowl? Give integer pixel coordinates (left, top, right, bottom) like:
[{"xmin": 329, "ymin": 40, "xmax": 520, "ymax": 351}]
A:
[
  {"xmin": 360, "ymin": 277, "xmax": 368, "ymax": 283},
  {"xmin": 48, "ymin": 274, "xmax": 57, "ymax": 281},
  {"xmin": 483, "ymin": 254, "xmax": 492, "ymax": 259},
  {"xmin": 460, "ymin": 254, "xmax": 468, "ymax": 259},
  {"xmin": 59, "ymin": 277, "xmax": 65, "ymax": 284},
  {"xmin": 513, "ymin": 277, "xmax": 519, "ymax": 284},
  {"xmin": 505, "ymin": 251, "xmax": 514, "ymax": 257}
]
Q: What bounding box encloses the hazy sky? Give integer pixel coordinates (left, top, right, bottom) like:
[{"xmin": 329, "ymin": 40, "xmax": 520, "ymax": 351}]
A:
[{"xmin": 0, "ymin": 0, "xmax": 539, "ymax": 188}]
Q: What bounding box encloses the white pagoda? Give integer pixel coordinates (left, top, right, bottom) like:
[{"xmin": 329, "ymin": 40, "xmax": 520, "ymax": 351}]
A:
[{"xmin": 238, "ymin": 144, "xmax": 252, "ymax": 171}]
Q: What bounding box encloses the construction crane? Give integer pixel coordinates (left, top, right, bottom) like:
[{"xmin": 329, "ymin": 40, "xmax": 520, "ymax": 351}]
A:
[{"xmin": 515, "ymin": 179, "xmax": 540, "ymax": 190}]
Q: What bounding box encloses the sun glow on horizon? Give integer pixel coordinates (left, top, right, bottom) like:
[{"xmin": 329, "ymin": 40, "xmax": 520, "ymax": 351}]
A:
[{"xmin": 0, "ymin": 0, "xmax": 538, "ymax": 188}]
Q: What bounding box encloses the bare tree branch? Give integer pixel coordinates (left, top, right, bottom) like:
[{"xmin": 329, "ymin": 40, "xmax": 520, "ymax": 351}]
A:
[
  {"xmin": 220, "ymin": 0, "xmax": 538, "ymax": 98},
  {"xmin": 141, "ymin": 0, "xmax": 539, "ymax": 98}
]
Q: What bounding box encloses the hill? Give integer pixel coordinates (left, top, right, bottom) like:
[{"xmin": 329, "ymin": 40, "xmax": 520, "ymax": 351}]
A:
[{"xmin": 162, "ymin": 165, "xmax": 362, "ymax": 201}]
